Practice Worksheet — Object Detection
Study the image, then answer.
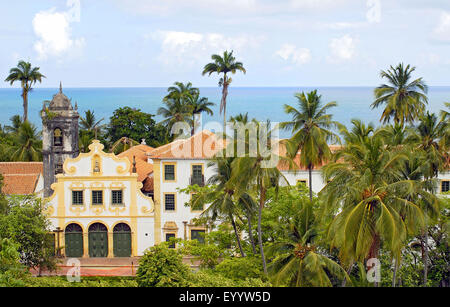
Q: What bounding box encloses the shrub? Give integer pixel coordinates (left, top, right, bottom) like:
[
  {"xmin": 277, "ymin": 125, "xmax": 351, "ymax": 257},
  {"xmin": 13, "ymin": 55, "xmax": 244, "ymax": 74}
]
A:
[
  {"xmin": 0, "ymin": 238, "xmax": 28, "ymax": 287},
  {"xmin": 214, "ymin": 256, "xmax": 265, "ymax": 281},
  {"xmin": 190, "ymin": 270, "xmax": 270, "ymax": 287},
  {"xmin": 136, "ymin": 243, "xmax": 192, "ymax": 287}
]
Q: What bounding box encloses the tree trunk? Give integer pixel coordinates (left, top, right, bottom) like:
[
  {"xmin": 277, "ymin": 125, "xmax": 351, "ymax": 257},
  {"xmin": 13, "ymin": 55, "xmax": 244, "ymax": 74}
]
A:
[
  {"xmin": 247, "ymin": 213, "xmax": 257, "ymax": 254},
  {"xmin": 22, "ymin": 88, "xmax": 28, "ymax": 122},
  {"xmin": 423, "ymin": 227, "xmax": 429, "ymax": 286},
  {"xmin": 392, "ymin": 257, "xmax": 398, "ymax": 287},
  {"xmin": 368, "ymin": 234, "xmax": 380, "ymax": 287},
  {"xmin": 221, "ymin": 74, "xmax": 229, "ymax": 133},
  {"xmin": 308, "ymin": 165, "xmax": 313, "ymax": 201},
  {"xmin": 191, "ymin": 114, "xmax": 195, "ymax": 136},
  {"xmin": 258, "ymin": 184, "xmax": 267, "ymax": 274},
  {"xmin": 230, "ymin": 213, "xmax": 245, "ymax": 257}
]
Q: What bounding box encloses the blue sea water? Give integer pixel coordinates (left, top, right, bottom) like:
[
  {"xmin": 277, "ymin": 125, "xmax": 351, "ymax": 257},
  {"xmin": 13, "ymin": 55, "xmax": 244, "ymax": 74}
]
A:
[{"xmin": 0, "ymin": 87, "xmax": 448, "ymax": 138}]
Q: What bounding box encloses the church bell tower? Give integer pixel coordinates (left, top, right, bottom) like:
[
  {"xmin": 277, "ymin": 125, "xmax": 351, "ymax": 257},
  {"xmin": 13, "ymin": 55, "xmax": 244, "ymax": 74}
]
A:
[{"xmin": 41, "ymin": 83, "xmax": 79, "ymax": 197}]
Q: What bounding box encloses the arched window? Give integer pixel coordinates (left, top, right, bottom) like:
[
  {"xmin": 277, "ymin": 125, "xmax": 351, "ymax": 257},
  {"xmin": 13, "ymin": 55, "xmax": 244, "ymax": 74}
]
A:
[{"xmin": 54, "ymin": 128, "xmax": 63, "ymax": 146}]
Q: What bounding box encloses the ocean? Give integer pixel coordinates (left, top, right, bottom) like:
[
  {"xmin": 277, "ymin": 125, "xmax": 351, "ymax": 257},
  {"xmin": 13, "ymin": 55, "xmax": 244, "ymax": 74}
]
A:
[{"xmin": 0, "ymin": 87, "xmax": 448, "ymax": 138}]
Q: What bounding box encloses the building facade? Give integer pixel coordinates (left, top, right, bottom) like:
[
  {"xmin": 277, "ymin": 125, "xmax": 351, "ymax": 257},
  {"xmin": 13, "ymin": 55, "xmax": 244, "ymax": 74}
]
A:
[{"xmin": 45, "ymin": 140, "xmax": 155, "ymax": 257}]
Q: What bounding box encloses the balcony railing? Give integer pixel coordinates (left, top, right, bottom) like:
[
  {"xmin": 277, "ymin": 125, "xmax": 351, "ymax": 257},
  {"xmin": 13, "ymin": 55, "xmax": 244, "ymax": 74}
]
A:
[{"xmin": 190, "ymin": 175, "xmax": 205, "ymax": 186}]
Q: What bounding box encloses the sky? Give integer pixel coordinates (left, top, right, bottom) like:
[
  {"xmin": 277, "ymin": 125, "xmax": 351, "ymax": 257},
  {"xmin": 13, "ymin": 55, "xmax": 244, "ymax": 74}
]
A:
[{"xmin": 1, "ymin": 0, "xmax": 450, "ymax": 88}]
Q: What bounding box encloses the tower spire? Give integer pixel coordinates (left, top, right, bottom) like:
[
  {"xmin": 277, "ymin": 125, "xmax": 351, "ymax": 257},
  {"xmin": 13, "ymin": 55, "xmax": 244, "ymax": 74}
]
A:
[{"xmin": 59, "ymin": 81, "xmax": 62, "ymax": 93}]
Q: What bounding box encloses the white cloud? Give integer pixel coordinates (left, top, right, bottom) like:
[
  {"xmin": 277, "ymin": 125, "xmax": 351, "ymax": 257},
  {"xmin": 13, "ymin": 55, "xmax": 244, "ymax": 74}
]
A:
[
  {"xmin": 118, "ymin": 0, "xmax": 257, "ymax": 15},
  {"xmin": 328, "ymin": 35, "xmax": 356, "ymax": 63},
  {"xmin": 32, "ymin": 1, "xmax": 84, "ymax": 60},
  {"xmin": 433, "ymin": 11, "xmax": 450, "ymax": 42},
  {"xmin": 276, "ymin": 44, "xmax": 311, "ymax": 65},
  {"xmin": 151, "ymin": 30, "xmax": 264, "ymax": 69}
]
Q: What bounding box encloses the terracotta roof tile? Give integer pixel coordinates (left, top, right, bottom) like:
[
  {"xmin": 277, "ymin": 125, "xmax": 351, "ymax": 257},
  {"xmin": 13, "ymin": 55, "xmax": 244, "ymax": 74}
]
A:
[
  {"xmin": 118, "ymin": 145, "xmax": 154, "ymax": 182},
  {"xmin": 0, "ymin": 162, "xmax": 43, "ymax": 195},
  {"xmin": 148, "ymin": 131, "xmax": 225, "ymax": 160}
]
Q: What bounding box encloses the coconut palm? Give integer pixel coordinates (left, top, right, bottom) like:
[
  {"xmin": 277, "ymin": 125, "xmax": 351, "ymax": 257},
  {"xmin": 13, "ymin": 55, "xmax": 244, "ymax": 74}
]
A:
[
  {"xmin": 232, "ymin": 120, "xmax": 290, "ymax": 274},
  {"xmin": 186, "ymin": 92, "xmax": 215, "ymax": 136},
  {"xmin": 6, "ymin": 121, "xmax": 42, "ymax": 161},
  {"xmin": 79, "ymin": 110, "xmax": 105, "ymax": 139},
  {"xmin": 281, "ymin": 90, "xmax": 340, "ymax": 201},
  {"xmin": 190, "ymin": 156, "xmax": 247, "ymax": 257},
  {"xmin": 407, "ymin": 111, "xmax": 447, "ymax": 284},
  {"xmin": 266, "ymin": 201, "xmax": 350, "ymax": 287},
  {"xmin": 4, "ymin": 61, "xmax": 45, "ymax": 122},
  {"xmin": 371, "ymin": 63, "xmax": 428, "ymax": 126},
  {"xmin": 320, "ymin": 123, "xmax": 434, "ymax": 280},
  {"xmin": 164, "ymin": 82, "xmax": 199, "ymax": 104},
  {"xmin": 110, "ymin": 137, "xmax": 139, "ymax": 154},
  {"xmin": 202, "ymin": 50, "xmax": 246, "ymax": 130},
  {"xmin": 157, "ymin": 97, "xmax": 193, "ymax": 135},
  {"xmin": 4, "ymin": 115, "xmax": 22, "ymax": 134}
]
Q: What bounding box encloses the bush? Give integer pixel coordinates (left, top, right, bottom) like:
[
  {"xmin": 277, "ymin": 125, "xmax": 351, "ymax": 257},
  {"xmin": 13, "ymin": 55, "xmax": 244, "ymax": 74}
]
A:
[
  {"xmin": 214, "ymin": 256, "xmax": 265, "ymax": 281},
  {"xmin": 190, "ymin": 270, "xmax": 270, "ymax": 287},
  {"xmin": 0, "ymin": 238, "xmax": 28, "ymax": 287},
  {"xmin": 136, "ymin": 243, "xmax": 192, "ymax": 287},
  {"xmin": 23, "ymin": 276, "xmax": 138, "ymax": 287}
]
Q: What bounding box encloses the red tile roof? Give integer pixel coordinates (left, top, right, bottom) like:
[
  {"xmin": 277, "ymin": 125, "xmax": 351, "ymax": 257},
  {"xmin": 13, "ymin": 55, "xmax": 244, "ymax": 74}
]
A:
[
  {"xmin": 118, "ymin": 144, "xmax": 154, "ymax": 182},
  {"xmin": 148, "ymin": 131, "xmax": 226, "ymax": 160},
  {"xmin": 0, "ymin": 162, "xmax": 43, "ymax": 195}
]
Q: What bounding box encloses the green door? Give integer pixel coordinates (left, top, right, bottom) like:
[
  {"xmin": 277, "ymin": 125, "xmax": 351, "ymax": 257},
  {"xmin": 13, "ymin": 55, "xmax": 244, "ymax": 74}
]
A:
[
  {"xmin": 113, "ymin": 223, "xmax": 132, "ymax": 257},
  {"xmin": 65, "ymin": 224, "xmax": 83, "ymax": 258},
  {"xmin": 88, "ymin": 223, "xmax": 108, "ymax": 257}
]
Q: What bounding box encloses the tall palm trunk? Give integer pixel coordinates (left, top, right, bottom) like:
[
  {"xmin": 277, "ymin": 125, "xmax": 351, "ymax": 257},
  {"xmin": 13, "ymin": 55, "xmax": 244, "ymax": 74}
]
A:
[
  {"xmin": 22, "ymin": 88, "xmax": 29, "ymax": 122},
  {"xmin": 229, "ymin": 213, "xmax": 245, "ymax": 257},
  {"xmin": 221, "ymin": 73, "xmax": 229, "ymax": 133},
  {"xmin": 247, "ymin": 213, "xmax": 257, "ymax": 254},
  {"xmin": 308, "ymin": 165, "xmax": 313, "ymax": 201},
  {"xmin": 258, "ymin": 183, "xmax": 267, "ymax": 274},
  {"xmin": 422, "ymin": 227, "xmax": 429, "ymax": 286},
  {"xmin": 191, "ymin": 113, "xmax": 195, "ymax": 136},
  {"xmin": 368, "ymin": 234, "xmax": 380, "ymax": 287}
]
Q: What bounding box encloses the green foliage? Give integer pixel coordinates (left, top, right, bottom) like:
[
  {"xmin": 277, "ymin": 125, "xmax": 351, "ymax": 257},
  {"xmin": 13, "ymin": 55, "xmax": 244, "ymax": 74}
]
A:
[
  {"xmin": 0, "ymin": 196, "xmax": 56, "ymax": 271},
  {"xmin": 214, "ymin": 256, "xmax": 265, "ymax": 281},
  {"xmin": 108, "ymin": 107, "xmax": 170, "ymax": 148},
  {"xmin": 177, "ymin": 238, "xmax": 223, "ymax": 269},
  {"xmin": 0, "ymin": 238, "xmax": 28, "ymax": 287},
  {"xmin": 136, "ymin": 243, "xmax": 192, "ymax": 287},
  {"xmin": 190, "ymin": 270, "xmax": 270, "ymax": 287},
  {"xmin": 23, "ymin": 276, "xmax": 138, "ymax": 287}
]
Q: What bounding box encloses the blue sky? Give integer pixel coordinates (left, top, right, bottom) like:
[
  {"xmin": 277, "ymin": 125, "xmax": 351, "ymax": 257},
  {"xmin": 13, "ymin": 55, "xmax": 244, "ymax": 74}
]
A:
[{"xmin": 1, "ymin": 0, "xmax": 450, "ymax": 88}]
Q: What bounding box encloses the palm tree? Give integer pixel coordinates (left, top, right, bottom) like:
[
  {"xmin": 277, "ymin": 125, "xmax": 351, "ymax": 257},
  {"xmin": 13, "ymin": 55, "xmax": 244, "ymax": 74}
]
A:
[
  {"xmin": 371, "ymin": 63, "xmax": 428, "ymax": 126},
  {"xmin": 232, "ymin": 120, "xmax": 289, "ymax": 274},
  {"xmin": 157, "ymin": 98, "xmax": 193, "ymax": 134},
  {"xmin": 6, "ymin": 121, "xmax": 42, "ymax": 161},
  {"xmin": 202, "ymin": 50, "xmax": 246, "ymax": 130},
  {"xmin": 4, "ymin": 115, "xmax": 22, "ymax": 134},
  {"xmin": 190, "ymin": 156, "xmax": 247, "ymax": 257},
  {"xmin": 408, "ymin": 111, "xmax": 447, "ymax": 285},
  {"xmin": 320, "ymin": 124, "xmax": 436, "ymax": 283},
  {"xmin": 281, "ymin": 90, "xmax": 340, "ymax": 201},
  {"xmin": 187, "ymin": 92, "xmax": 215, "ymax": 136},
  {"xmin": 266, "ymin": 201, "xmax": 350, "ymax": 287},
  {"xmin": 164, "ymin": 82, "xmax": 199, "ymax": 102},
  {"xmin": 110, "ymin": 137, "xmax": 139, "ymax": 154},
  {"xmin": 4, "ymin": 61, "xmax": 45, "ymax": 121},
  {"xmin": 79, "ymin": 110, "xmax": 105, "ymax": 139}
]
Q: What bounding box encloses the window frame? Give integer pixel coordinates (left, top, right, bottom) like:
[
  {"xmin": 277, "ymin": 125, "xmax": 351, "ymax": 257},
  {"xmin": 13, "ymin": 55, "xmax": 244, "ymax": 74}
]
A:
[
  {"xmin": 165, "ymin": 233, "xmax": 176, "ymax": 248},
  {"xmin": 163, "ymin": 162, "xmax": 177, "ymax": 182},
  {"xmin": 91, "ymin": 190, "xmax": 104, "ymax": 206},
  {"xmin": 72, "ymin": 190, "xmax": 84, "ymax": 206},
  {"xmin": 164, "ymin": 193, "xmax": 177, "ymax": 212},
  {"xmin": 441, "ymin": 180, "xmax": 450, "ymax": 193},
  {"xmin": 111, "ymin": 190, "xmax": 124, "ymax": 206}
]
